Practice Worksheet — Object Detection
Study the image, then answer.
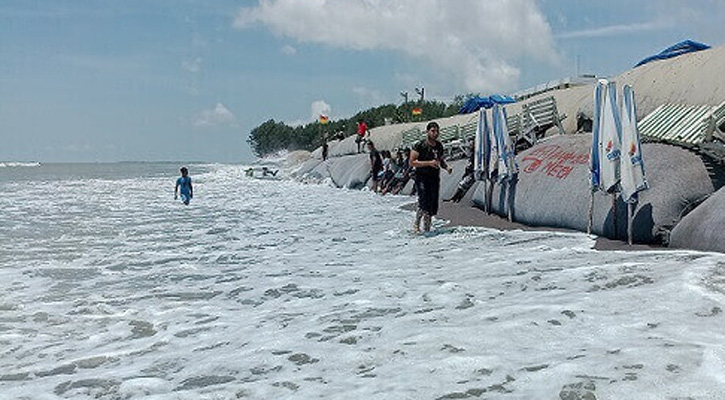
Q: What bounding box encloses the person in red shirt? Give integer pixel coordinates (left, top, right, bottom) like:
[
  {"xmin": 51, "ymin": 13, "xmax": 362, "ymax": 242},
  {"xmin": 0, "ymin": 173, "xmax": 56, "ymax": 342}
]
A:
[{"xmin": 356, "ymin": 120, "xmax": 369, "ymax": 153}]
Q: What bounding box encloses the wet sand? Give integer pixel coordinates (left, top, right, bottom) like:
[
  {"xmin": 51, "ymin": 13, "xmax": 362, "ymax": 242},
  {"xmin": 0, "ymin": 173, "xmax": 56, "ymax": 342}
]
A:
[{"xmin": 402, "ymin": 200, "xmax": 663, "ymax": 251}]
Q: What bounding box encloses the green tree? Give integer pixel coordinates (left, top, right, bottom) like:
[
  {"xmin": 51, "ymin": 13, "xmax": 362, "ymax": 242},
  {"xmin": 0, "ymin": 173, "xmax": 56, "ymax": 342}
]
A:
[{"xmin": 246, "ymin": 98, "xmax": 473, "ymax": 157}]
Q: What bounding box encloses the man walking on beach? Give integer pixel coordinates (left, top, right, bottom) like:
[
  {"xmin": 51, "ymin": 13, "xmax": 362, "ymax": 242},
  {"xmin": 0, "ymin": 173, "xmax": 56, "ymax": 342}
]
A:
[
  {"xmin": 410, "ymin": 121, "xmax": 452, "ymax": 233},
  {"xmin": 174, "ymin": 167, "xmax": 193, "ymax": 205}
]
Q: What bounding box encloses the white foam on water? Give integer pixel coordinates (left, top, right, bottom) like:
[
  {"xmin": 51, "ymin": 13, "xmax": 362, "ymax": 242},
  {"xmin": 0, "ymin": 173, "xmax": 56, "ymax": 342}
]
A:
[
  {"xmin": 0, "ymin": 163, "xmax": 724, "ymax": 399},
  {"xmin": 0, "ymin": 162, "xmax": 42, "ymax": 168}
]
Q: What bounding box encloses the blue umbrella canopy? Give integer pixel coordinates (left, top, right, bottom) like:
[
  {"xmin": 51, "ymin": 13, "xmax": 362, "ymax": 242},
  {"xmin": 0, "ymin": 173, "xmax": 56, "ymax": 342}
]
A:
[
  {"xmin": 458, "ymin": 94, "xmax": 516, "ymax": 114},
  {"xmin": 634, "ymin": 40, "xmax": 710, "ymax": 68}
]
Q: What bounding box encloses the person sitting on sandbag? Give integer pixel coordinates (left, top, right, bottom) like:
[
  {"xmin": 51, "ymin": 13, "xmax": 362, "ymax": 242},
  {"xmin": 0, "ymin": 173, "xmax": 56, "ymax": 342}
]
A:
[{"xmin": 446, "ymin": 142, "xmax": 475, "ymax": 203}]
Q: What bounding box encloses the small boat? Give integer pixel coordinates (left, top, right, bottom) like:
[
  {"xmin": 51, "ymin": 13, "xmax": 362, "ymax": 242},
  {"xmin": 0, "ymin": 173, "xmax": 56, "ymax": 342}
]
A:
[{"xmin": 244, "ymin": 166, "xmax": 281, "ymax": 180}]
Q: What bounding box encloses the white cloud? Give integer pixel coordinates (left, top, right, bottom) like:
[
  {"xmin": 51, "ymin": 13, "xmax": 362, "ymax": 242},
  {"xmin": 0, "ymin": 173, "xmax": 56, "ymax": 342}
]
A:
[
  {"xmin": 233, "ymin": 0, "xmax": 559, "ymax": 92},
  {"xmin": 556, "ymin": 21, "xmax": 669, "ymax": 39},
  {"xmin": 182, "ymin": 57, "xmax": 203, "ymax": 73},
  {"xmin": 281, "ymin": 44, "xmax": 297, "ymax": 55},
  {"xmin": 193, "ymin": 103, "xmax": 238, "ymax": 128},
  {"xmin": 310, "ymin": 100, "xmax": 331, "ymax": 122}
]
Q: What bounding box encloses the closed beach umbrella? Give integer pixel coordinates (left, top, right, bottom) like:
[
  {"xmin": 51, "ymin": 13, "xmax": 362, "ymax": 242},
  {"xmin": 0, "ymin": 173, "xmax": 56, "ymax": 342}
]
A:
[
  {"xmin": 620, "ymin": 84, "xmax": 648, "ymax": 203},
  {"xmin": 620, "ymin": 84, "xmax": 649, "ymax": 244},
  {"xmin": 492, "ymin": 104, "xmax": 518, "ymax": 220},
  {"xmin": 493, "ymin": 104, "xmax": 518, "ymax": 182},
  {"xmin": 474, "ymin": 108, "xmax": 493, "ymax": 180},
  {"xmin": 475, "ymin": 108, "xmax": 496, "ymax": 212},
  {"xmin": 589, "ymin": 79, "xmax": 622, "ymax": 234},
  {"xmin": 474, "ymin": 108, "xmax": 484, "ymax": 179},
  {"xmin": 591, "ymin": 79, "xmax": 622, "ymax": 193}
]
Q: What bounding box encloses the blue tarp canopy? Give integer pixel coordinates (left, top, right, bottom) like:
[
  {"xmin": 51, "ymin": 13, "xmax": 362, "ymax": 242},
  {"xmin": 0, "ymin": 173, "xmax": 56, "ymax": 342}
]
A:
[
  {"xmin": 458, "ymin": 94, "xmax": 516, "ymax": 114},
  {"xmin": 634, "ymin": 40, "xmax": 711, "ymax": 68}
]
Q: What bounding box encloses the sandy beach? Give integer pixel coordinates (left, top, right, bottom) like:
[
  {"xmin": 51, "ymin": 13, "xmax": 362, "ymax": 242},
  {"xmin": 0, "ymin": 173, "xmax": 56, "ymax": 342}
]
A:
[{"xmin": 402, "ymin": 199, "xmax": 662, "ymax": 252}]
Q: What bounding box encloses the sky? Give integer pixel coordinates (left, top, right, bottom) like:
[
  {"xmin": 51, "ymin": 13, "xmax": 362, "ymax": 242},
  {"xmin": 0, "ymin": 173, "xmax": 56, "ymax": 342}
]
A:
[{"xmin": 1, "ymin": 0, "xmax": 724, "ymax": 163}]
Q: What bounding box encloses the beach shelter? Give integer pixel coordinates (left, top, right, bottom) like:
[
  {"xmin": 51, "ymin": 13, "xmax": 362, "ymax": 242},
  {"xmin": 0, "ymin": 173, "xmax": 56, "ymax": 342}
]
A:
[
  {"xmin": 620, "ymin": 84, "xmax": 649, "ymax": 244},
  {"xmin": 589, "ymin": 79, "xmax": 622, "ymax": 234}
]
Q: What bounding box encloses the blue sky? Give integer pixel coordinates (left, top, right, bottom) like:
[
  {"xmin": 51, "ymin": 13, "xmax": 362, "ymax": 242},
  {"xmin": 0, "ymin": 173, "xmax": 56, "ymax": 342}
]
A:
[{"xmin": 1, "ymin": 0, "xmax": 724, "ymax": 163}]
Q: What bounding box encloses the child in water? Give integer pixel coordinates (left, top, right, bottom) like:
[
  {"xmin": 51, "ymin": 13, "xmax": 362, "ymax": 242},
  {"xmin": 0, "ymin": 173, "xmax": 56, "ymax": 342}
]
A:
[{"xmin": 174, "ymin": 167, "xmax": 193, "ymax": 205}]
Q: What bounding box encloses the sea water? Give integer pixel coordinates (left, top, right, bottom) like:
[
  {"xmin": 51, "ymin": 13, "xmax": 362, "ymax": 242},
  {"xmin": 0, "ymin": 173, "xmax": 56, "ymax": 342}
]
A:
[{"xmin": 1, "ymin": 162, "xmax": 724, "ymax": 399}]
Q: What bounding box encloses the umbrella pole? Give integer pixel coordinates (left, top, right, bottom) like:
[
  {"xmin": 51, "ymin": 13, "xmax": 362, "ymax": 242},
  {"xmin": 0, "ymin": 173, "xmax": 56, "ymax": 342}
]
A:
[
  {"xmin": 587, "ymin": 191, "xmax": 594, "ymax": 235},
  {"xmin": 483, "ymin": 179, "xmax": 488, "ymax": 213},
  {"xmin": 485, "ymin": 178, "xmax": 492, "ymax": 214},
  {"xmin": 612, "ymin": 193, "xmax": 618, "ymax": 240},
  {"xmin": 506, "ymin": 181, "xmax": 513, "ymax": 222},
  {"xmin": 627, "ymin": 202, "xmax": 634, "ymax": 245},
  {"xmin": 482, "ymin": 179, "xmax": 487, "ymax": 213}
]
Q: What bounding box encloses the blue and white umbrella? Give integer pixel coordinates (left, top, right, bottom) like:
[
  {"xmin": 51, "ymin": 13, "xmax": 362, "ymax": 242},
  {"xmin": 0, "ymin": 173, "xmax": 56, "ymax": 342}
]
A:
[
  {"xmin": 590, "ymin": 79, "xmax": 622, "ymax": 193},
  {"xmin": 474, "ymin": 108, "xmax": 497, "ymax": 180},
  {"xmin": 620, "ymin": 84, "xmax": 648, "ymax": 244},
  {"xmin": 620, "ymin": 84, "xmax": 648, "ymax": 203},
  {"xmin": 474, "ymin": 108, "xmax": 498, "ymax": 212},
  {"xmin": 492, "ymin": 104, "xmax": 518, "ymax": 182},
  {"xmin": 588, "ymin": 79, "xmax": 622, "ymax": 236},
  {"xmin": 491, "ymin": 104, "xmax": 518, "ymax": 221},
  {"xmin": 473, "ymin": 108, "xmax": 487, "ymax": 180}
]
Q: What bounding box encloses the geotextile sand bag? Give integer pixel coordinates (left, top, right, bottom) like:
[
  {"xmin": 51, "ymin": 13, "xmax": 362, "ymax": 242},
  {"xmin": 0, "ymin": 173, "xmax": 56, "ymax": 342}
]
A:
[
  {"xmin": 328, "ymin": 154, "xmax": 372, "ymax": 190},
  {"xmin": 472, "ymin": 134, "xmax": 713, "ymax": 243},
  {"xmin": 670, "ymin": 186, "xmax": 725, "ymax": 253}
]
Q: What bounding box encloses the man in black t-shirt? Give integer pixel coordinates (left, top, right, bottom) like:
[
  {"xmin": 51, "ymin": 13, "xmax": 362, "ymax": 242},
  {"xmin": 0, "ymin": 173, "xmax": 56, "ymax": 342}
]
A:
[{"xmin": 410, "ymin": 121, "xmax": 452, "ymax": 233}]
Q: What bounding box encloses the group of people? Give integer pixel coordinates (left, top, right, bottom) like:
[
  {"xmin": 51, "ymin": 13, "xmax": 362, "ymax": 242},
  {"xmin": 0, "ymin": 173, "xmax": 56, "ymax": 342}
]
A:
[
  {"xmin": 367, "ymin": 143, "xmax": 414, "ymax": 195},
  {"xmin": 320, "ymin": 120, "xmax": 369, "ymax": 161}
]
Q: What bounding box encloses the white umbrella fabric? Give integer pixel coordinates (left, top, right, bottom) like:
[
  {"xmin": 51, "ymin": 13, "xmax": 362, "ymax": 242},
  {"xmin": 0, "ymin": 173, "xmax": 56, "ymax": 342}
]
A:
[
  {"xmin": 591, "ymin": 79, "xmax": 622, "ymax": 193},
  {"xmin": 492, "ymin": 104, "xmax": 518, "ymax": 182},
  {"xmin": 474, "ymin": 108, "xmax": 496, "ymax": 212},
  {"xmin": 473, "ymin": 108, "xmax": 489, "ymax": 180},
  {"xmin": 589, "ymin": 79, "xmax": 622, "ymax": 234},
  {"xmin": 492, "ymin": 104, "xmax": 518, "ymax": 220},
  {"xmin": 620, "ymin": 84, "xmax": 649, "ymax": 244},
  {"xmin": 620, "ymin": 84, "xmax": 648, "ymax": 203}
]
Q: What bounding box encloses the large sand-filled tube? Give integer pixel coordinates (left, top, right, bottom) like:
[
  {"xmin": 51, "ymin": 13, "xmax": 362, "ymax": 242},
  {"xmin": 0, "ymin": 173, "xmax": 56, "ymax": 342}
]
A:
[
  {"xmin": 670, "ymin": 186, "xmax": 725, "ymax": 253},
  {"xmin": 292, "ymin": 153, "xmax": 371, "ymax": 188},
  {"xmin": 471, "ymin": 134, "xmax": 713, "ymax": 244},
  {"xmin": 290, "ymin": 157, "xmax": 322, "ymax": 180},
  {"xmin": 323, "ymin": 154, "xmax": 373, "ymax": 190},
  {"xmin": 438, "ymin": 159, "xmax": 469, "ymax": 201}
]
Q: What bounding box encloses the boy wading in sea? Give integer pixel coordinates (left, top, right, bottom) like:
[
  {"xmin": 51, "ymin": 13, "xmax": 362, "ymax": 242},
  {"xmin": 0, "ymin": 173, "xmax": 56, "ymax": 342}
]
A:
[
  {"xmin": 175, "ymin": 167, "xmax": 193, "ymax": 205},
  {"xmin": 410, "ymin": 121, "xmax": 452, "ymax": 233}
]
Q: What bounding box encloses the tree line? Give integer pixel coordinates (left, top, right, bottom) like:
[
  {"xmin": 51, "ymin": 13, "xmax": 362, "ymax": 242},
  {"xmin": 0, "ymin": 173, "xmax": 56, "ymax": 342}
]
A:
[{"xmin": 247, "ymin": 96, "xmax": 475, "ymax": 157}]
